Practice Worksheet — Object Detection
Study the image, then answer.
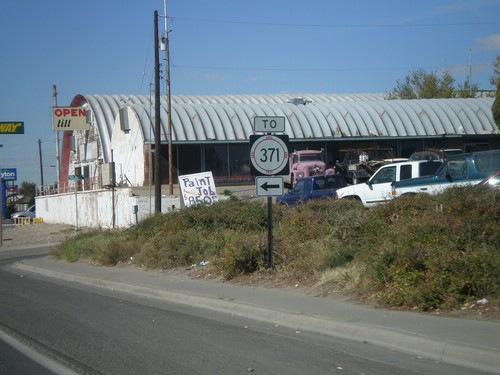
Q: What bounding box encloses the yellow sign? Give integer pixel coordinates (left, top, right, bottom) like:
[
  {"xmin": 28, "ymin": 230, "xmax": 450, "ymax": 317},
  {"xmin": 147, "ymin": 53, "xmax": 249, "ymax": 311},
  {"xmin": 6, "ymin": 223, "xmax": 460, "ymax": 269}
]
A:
[
  {"xmin": 52, "ymin": 107, "xmax": 89, "ymax": 130},
  {"xmin": 0, "ymin": 122, "xmax": 24, "ymax": 134}
]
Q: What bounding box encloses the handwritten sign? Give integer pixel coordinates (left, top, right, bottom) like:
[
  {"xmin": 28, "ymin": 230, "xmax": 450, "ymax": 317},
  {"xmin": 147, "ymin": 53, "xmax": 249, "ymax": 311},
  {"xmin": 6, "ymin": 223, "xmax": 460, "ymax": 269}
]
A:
[{"xmin": 179, "ymin": 171, "xmax": 219, "ymax": 207}]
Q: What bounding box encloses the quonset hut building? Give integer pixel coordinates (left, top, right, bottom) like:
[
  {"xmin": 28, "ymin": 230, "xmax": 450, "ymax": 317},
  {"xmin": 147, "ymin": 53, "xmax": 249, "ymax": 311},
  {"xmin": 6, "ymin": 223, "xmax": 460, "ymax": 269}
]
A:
[{"xmin": 60, "ymin": 93, "xmax": 500, "ymax": 189}]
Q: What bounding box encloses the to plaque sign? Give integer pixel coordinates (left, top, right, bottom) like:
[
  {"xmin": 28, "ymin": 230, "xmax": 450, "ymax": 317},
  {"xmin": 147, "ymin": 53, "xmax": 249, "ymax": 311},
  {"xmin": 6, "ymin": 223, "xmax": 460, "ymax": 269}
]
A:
[{"xmin": 253, "ymin": 116, "xmax": 285, "ymax": 133}]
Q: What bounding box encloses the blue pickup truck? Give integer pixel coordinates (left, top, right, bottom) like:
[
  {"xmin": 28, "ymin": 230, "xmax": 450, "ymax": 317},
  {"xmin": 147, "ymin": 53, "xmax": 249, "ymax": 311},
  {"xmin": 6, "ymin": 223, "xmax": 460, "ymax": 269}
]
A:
[
  {"xmin": 276, "ymin": 174, "xmax": 347, "ymax": 205},
  {"xmin": 391, "ymin": 149, "xmax": 500, "ymax": 197}
]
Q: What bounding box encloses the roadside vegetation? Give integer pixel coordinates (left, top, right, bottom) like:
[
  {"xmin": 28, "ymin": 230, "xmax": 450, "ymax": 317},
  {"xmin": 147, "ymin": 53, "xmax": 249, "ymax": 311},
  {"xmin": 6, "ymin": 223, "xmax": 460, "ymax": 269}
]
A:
[{"xmin": 51, "ymin": 186, "xmax": 499, "ymax": 312}]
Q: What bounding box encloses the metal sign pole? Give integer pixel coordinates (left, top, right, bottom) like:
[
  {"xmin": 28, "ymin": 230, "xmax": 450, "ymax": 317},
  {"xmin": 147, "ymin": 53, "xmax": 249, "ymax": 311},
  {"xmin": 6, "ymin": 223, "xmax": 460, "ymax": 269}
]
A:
[
  {"xmin": 250, "ymin": 116, "xmax": 288, "ymax": 270},
  {"xmin": 267, "ymin": 196, "xmax": 273, "ymax": 268},
  {"xmin": 0, "ymin": 179, "xmax": 3, "ymax": 247}
]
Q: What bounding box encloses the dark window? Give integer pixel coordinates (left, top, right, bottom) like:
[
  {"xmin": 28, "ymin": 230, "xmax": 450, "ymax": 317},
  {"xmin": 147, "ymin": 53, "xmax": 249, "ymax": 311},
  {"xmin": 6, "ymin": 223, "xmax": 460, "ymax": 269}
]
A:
[
  {"xmin": 325, "ymin": 175, "xmax": 345, "ymax": 188},
  {"xmin": 400, "ymin": 165, "xmax": 412, "ymax": 180},
  {"xmin": 314, "ymin": 178, "xmax": 325, "ymax": 190},
  {"xmin": 475, "ymin": 153, "xmax": 500, "ymax": 174},
  {"xmin": 205, "ymin": 144, "xmax": 227, "ymax": 177},
  {"xmin": 371, "ymin": 166, "xmax": 396, "ymax": 184},
  {"xmin": 419, "ymin": 161, "xmax": 442, "ymax": 176},
  {"xmin": 447, "ymin": 159, "xmax": 467, "ymax": 177},
  {"xmin": 229, "ymin": 144, "xmax": 250, "ymax": 178}
]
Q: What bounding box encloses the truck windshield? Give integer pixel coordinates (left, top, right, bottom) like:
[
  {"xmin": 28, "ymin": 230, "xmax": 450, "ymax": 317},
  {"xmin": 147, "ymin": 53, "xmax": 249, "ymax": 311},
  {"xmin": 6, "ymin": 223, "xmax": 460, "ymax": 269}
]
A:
[{"xmin": 299, "ymin": 154, "xmax": 322, "ymax": 162}]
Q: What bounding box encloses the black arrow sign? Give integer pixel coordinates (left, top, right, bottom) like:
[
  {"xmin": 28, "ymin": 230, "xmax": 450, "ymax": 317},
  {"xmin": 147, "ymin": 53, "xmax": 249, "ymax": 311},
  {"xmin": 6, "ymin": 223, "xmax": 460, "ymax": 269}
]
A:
[{"xmin": 261, "ymin": 182, "xmax": 280, "ymax": 191}]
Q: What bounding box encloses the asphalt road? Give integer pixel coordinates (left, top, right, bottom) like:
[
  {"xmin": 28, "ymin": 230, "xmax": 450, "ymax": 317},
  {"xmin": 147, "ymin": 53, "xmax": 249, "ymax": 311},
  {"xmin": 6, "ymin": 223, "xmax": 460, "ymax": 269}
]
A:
[{"xmin": 0, "ymin": 248, "xmax": 479, "ymax": 375}]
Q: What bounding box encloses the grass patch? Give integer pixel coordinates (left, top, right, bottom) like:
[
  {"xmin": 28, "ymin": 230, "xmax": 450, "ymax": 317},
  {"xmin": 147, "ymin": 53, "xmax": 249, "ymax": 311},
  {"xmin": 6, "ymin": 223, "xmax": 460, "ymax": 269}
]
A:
[{"xmin": 53, "ymin": 186, "xmax": 499, "ymax": 311}]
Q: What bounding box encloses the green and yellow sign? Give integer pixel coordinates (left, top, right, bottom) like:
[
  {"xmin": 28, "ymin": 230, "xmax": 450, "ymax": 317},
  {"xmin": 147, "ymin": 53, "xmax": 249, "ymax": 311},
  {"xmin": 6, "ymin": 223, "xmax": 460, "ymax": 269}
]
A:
[{"xmin": 0, "ymin": 122, "xmax": 24, "ymax": 134}]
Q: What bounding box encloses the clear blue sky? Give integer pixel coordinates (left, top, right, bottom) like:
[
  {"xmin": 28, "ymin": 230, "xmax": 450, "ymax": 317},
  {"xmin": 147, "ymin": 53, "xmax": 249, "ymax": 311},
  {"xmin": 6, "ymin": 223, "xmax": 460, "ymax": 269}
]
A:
[{"xmin": 1, "ymin": 0, "xmax": 499, "ymax": 185}]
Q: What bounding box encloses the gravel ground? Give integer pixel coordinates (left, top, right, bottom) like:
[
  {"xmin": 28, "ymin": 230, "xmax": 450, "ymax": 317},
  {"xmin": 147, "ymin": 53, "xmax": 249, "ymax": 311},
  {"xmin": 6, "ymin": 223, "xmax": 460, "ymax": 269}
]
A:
[{"xmin": 1, "ymin": 223, "xmax": 80, "ymax": 248}]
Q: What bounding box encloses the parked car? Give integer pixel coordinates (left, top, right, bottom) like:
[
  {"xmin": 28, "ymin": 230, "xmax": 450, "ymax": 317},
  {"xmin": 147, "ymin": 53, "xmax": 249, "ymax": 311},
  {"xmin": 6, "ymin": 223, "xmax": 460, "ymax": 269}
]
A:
[
  {"xmin": 336, "ymin": 160, "xmax": 442, "ymax": 207},
  {"xmin": 479, "ymin": 170, "xmax": 500, "ymax": 189},
  {"xmin": 11, "ymin": 205, "xmax": 36, "ymax": 222},
  {"xmin": 276, "ymin": 174, "xmax": 347, "ymax": 206}
]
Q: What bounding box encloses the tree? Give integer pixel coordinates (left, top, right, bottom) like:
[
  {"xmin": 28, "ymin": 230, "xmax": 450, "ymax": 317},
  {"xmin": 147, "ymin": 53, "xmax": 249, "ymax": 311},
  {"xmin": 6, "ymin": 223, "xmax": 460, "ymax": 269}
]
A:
[
  {"xmin": 489, "ymin": 55, "xmax": 500, "ymax": 87},
  {"xmin": 19, "ymin": 182, "xmax": 36, "ymax": 206},
  {"xmin": 387, "ymin": 68, "xmax": 455, "ymax": 99},
  {"xmin": 387, "ymin": 68, "xmax": 479, "ymax": 99},
  {"xmin": 492, "ymin": 80, "xmax": 500, "ymax": 130},
  {"xmin": 455, "ymin": 76, "xmax": 479, "ymax": 98}
]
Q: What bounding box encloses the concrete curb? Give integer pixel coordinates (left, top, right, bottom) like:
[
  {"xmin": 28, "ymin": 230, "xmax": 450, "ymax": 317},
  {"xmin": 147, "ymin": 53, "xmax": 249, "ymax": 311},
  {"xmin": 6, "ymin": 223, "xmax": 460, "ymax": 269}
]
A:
[{"xmin": 12, "ymin": 261, "xmax": 500, "ymax": 374}]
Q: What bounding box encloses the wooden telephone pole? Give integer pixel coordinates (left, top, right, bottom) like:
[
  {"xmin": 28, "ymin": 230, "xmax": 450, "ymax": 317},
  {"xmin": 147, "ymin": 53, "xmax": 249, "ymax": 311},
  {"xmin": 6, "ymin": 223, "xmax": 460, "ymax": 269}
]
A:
[
  {"xmin": 163, "ymin": 0, "xmax": 173, "ymax": 195},
  {"xmin": 154, "ymin": 10, "xmax": 161, "ymax": 213}
]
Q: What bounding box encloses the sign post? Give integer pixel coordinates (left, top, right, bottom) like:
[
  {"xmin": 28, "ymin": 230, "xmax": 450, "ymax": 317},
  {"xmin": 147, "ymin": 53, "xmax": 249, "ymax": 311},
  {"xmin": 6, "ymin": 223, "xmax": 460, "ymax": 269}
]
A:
[
  {"xmin": 0, "ymin": 178, "xmax": 2, "ymax": 247},
  {"xmin": 250, "ymin": 116, "xmax": 288, "ymax": 268},
  {"xmin": 0, "ymin": 121, "xmax": 24, "ymax": 246}
]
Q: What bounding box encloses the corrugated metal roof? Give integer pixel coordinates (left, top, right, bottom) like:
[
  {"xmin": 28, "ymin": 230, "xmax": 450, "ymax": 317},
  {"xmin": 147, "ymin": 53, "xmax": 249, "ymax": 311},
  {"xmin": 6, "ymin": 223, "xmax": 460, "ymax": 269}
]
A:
[
  {"xmin": 75, "ymin": 94, "xmax": 499, "ymax": 161},
  {"xmin": 172, "ymin": 92, "xmax": 385, "ymax": 104}
]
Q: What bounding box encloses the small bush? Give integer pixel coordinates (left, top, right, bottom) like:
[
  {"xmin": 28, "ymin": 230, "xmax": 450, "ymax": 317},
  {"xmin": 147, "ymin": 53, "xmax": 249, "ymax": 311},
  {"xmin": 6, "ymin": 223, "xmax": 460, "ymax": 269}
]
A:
[{"xmin": 216, "ymin": 232, "xmax": 266, "ymax": 279}]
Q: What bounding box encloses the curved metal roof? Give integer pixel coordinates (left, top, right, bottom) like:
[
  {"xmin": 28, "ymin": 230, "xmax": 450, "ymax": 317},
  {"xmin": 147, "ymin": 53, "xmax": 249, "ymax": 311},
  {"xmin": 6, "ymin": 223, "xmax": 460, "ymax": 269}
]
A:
[
  {"xmin": 172, "ymin": 92, "xmax": 385, "ymax": 104},
  {"xmin": 73, "ymin": 94, "xmax": 498, "ymax": 160}
]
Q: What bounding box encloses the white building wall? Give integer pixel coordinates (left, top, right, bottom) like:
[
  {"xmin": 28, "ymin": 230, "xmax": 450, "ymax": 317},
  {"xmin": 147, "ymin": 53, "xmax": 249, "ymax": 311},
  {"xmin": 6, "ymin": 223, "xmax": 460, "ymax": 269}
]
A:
[
  {"xmin": 111, "ymin": 107, "xmax": 147, "ymax": 186},
  {"xmin": 36, "ymin": 188, "xmax": 182, "ymax": 229}
]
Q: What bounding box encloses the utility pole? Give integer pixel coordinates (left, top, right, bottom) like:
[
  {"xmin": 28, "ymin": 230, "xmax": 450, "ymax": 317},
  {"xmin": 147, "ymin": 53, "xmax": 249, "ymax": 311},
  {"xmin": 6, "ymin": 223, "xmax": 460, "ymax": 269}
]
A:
[
  {"xmin": 53, "ymin": 85, "xmax": 60, "ymax": 192},
  {"xmin": 469, "ymin": 48, "xmax": 473, "ymax": 97},
  {"xmin": 154, "ymin": 10, "xmax": 162, "ymax": 213},
  {"xmin": 164, "ymin": 0, "xmax": 173, "ymax": 195},
  {"xmin": 38, "ymin": 139, "xmax": 44, "ymax": 192}
]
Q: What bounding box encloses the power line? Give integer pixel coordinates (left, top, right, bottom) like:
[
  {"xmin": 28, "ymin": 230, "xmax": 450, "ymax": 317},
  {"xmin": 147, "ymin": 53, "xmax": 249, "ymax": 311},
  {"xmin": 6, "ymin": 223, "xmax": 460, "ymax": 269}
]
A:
[
  {"xmin": 171, "ymin": 62, "xmax": 494, "ymax": 73},
  {"xmin": 169, "ymin": 16, "xmax": 500, "ymax": 29}
]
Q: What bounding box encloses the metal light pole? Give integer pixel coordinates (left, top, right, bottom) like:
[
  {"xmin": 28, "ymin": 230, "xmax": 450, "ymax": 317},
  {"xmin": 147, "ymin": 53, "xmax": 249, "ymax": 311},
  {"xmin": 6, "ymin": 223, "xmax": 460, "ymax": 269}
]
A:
[
  {"xmin": 53, "ymin": 85, "xmax": 60, "ymax": 191},
  {"xmin": 38, "ymin": 139, "xmax": 44, "ymax": 192}
]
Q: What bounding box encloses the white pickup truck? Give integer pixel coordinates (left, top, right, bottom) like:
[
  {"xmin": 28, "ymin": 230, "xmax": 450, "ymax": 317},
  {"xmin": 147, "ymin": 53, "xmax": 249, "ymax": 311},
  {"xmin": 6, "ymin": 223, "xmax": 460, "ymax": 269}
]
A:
[{"xmin": 335, "ymin": 160, "xmax": 442, "ymax": 207}]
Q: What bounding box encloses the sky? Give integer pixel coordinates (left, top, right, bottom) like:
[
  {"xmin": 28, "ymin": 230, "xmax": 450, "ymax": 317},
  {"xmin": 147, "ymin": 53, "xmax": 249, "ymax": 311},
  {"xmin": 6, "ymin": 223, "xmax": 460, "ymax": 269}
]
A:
[{"xmin": 1, "ymin": 0, "xmax": 499, "ymax": 186}]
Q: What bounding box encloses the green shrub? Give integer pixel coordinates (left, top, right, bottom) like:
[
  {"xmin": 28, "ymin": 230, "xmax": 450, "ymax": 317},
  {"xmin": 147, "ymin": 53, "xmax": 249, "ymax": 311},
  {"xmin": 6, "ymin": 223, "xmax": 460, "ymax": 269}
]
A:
[
  {"xmin": 216, "ymin": 232, "xmax": 266, "ymax": 279},
  {"xmin": 54, "ymin": 185, "xmax": 499, "ymax": 311},
  {"xmin": 357, "ymin": 187, "xmax": 499, "ymax": 310},
  {"xmin": 52, "ymin": 230, "xmax": 126, "ymax": 264}
]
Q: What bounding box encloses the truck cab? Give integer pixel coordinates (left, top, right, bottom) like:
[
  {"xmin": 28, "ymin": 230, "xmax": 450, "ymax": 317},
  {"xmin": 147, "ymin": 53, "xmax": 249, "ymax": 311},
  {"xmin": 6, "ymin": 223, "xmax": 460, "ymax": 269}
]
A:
[
  {"xmin": 289, "ymin": 150, "xmax": 326, "ymax": 186},
  {"xmin": 277, "ymin": 174, "xmax": 347, "ymax": 206}
]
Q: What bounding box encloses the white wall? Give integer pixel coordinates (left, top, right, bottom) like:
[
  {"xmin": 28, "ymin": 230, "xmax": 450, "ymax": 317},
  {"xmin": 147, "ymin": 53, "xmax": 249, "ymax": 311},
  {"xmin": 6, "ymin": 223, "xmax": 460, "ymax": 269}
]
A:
[
  {"xmin": 111, "ymin": 107, "xmax": 147, "ymax": 186},
  {"xmin": 36, "ymin": 188, "xmax": 182, "ymax": 229}
]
